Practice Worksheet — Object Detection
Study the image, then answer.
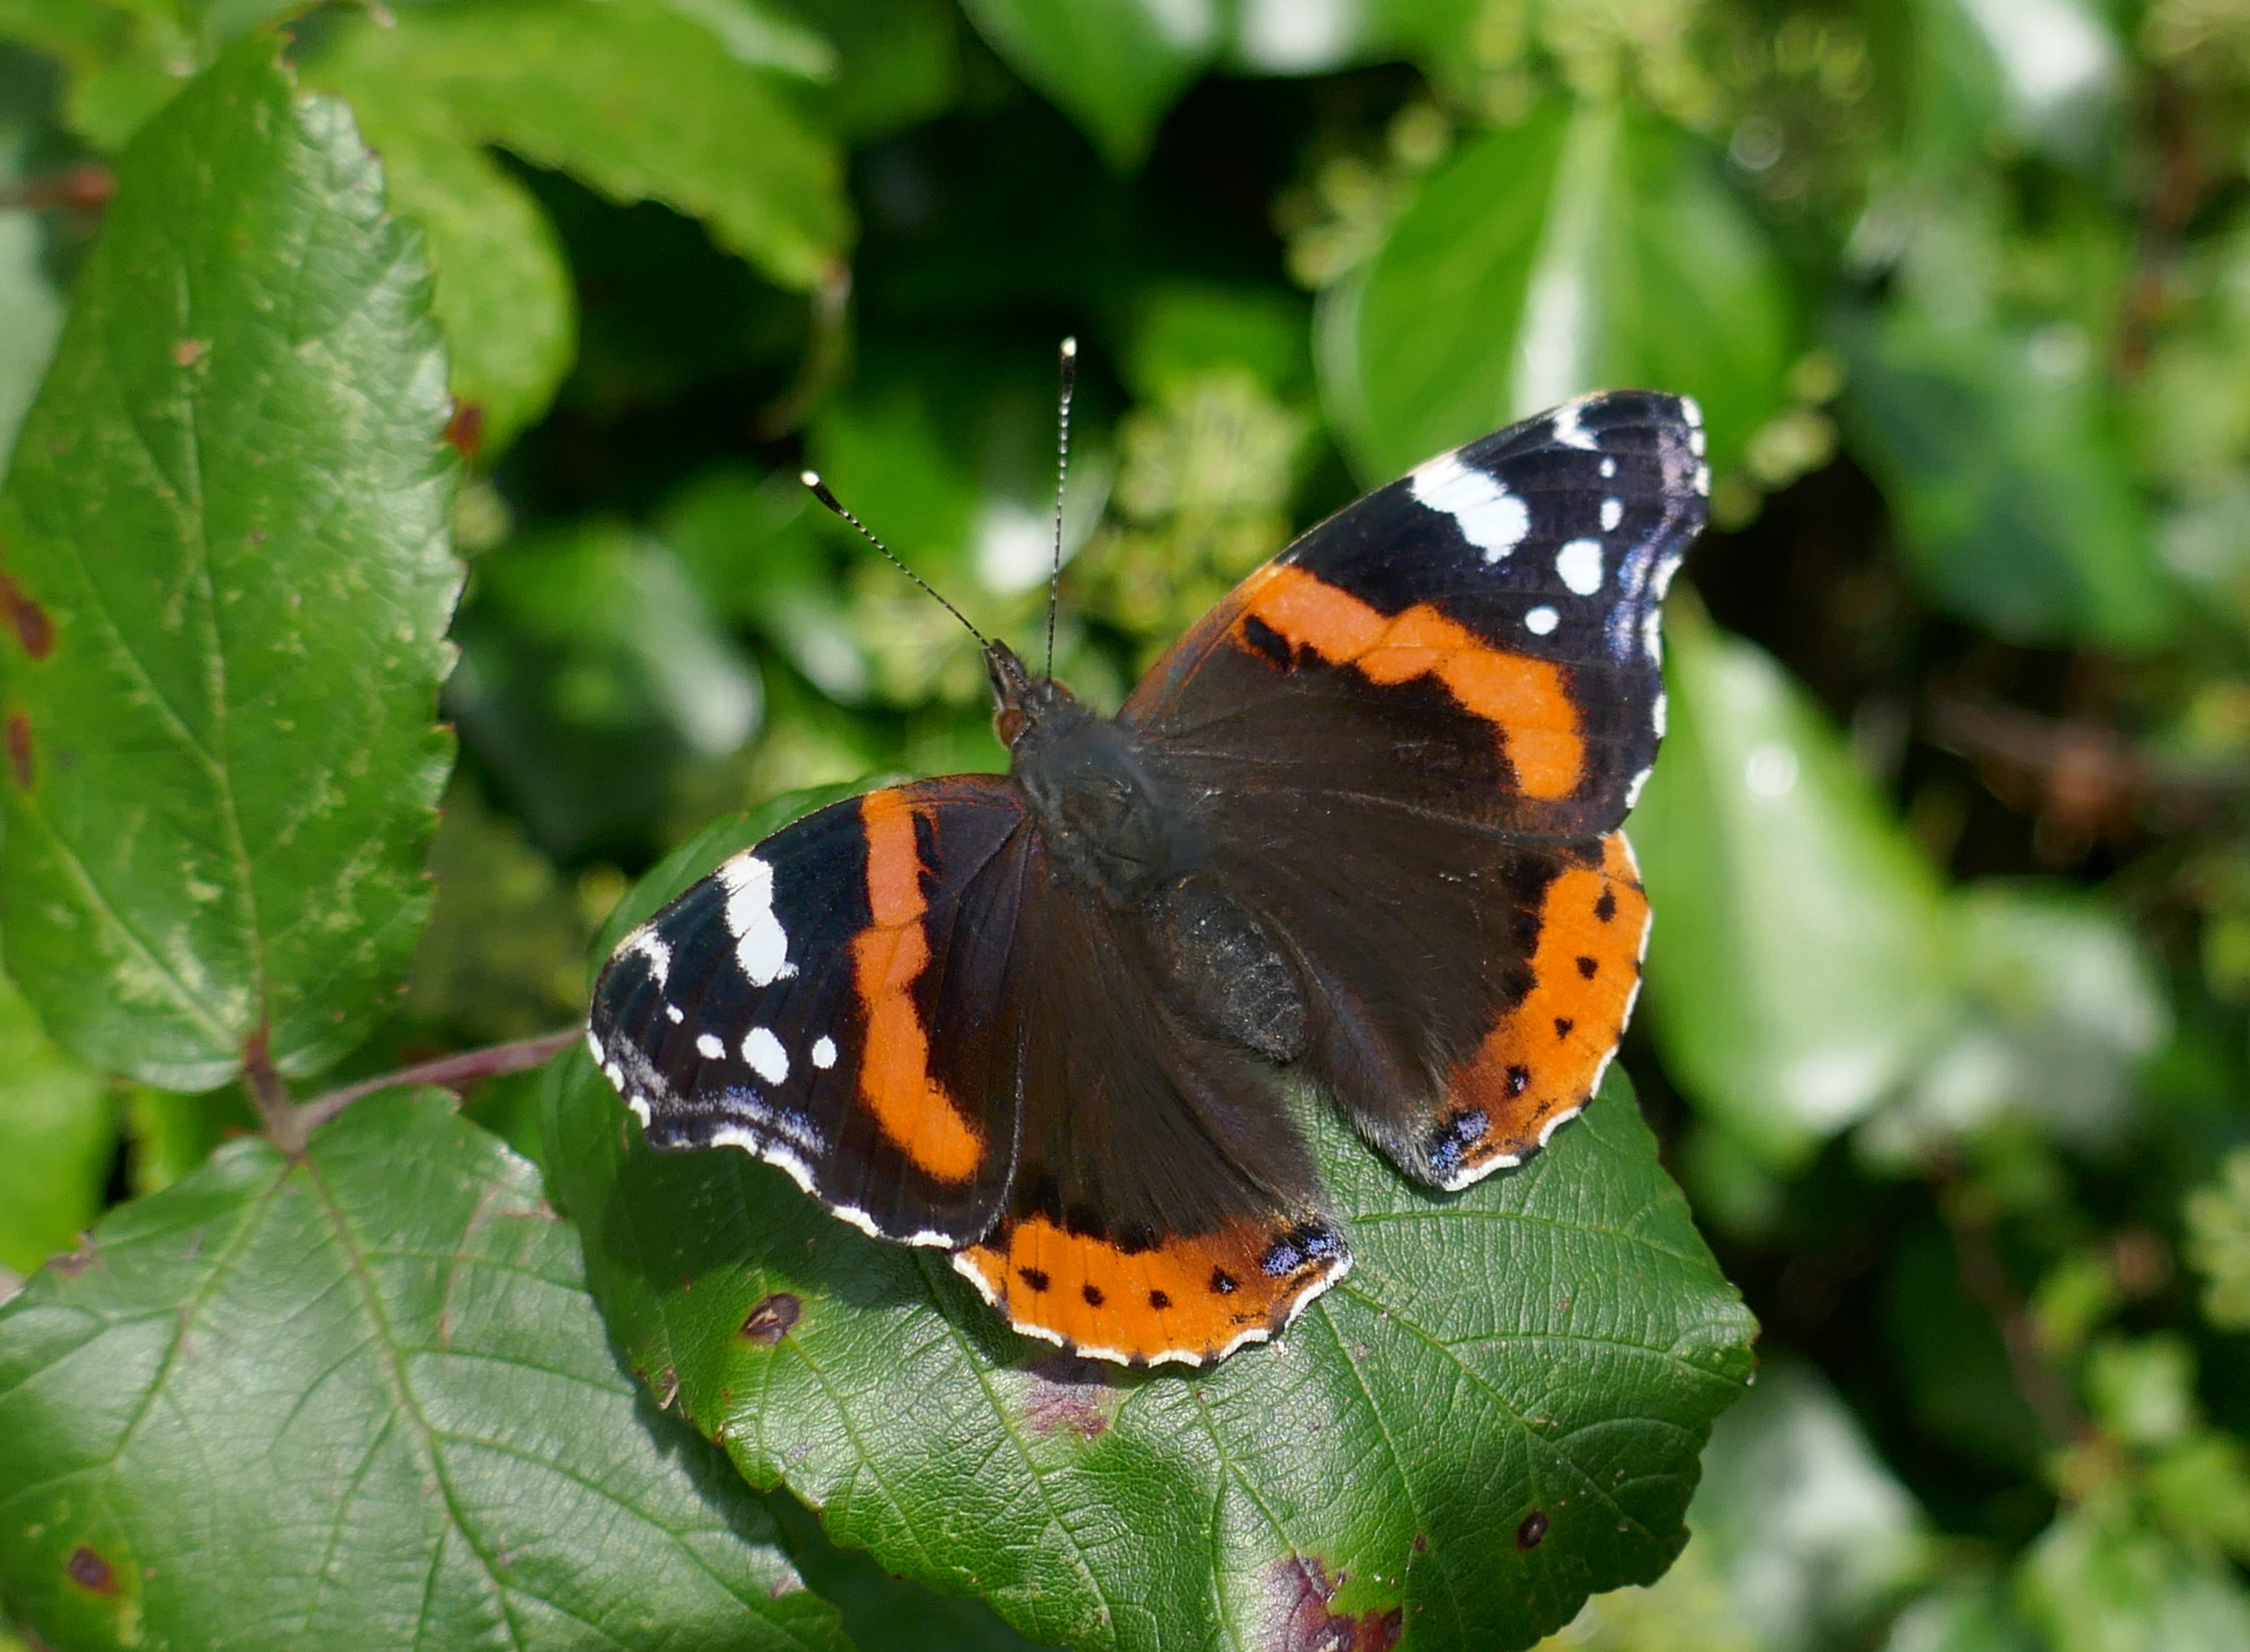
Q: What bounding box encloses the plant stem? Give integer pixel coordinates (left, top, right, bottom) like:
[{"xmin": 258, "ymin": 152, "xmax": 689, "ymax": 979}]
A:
[{"xmin": 291, "ymin": 1029, "xmax": 582, "ymax": 1138}]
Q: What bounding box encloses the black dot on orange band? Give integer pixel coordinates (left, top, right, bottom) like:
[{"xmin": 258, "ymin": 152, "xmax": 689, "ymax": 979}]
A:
[
  {"xmin": 1148, "ymin": 1289, "xmax": 1171, "ymax": 1310},
  {"xmin": 1082, "ymin": 1283, "xmax": 1105, "ymax": 1306},
  {"xmin": 1506, "ymin": 1065, "xmax": 1530, "ymax": 1095},
  {"xmin": 1594, "ymin": 889, "xmax": 1617, "ymax": 922},
  {"xmin": 1210, "ymin": 1268, "xmax": 1237, "ymax": 1295},
  {"xmin": 1019, "ymin": 1267, "xmax": 1050, "ymax": 1292},
  {"xmin": 1554, "ymin": 1017, "xmax": 1575, "ymax": 1039},
  {"xmin": 1576, "ymin": 955, "xmax": 1598, "ymax": 978}
]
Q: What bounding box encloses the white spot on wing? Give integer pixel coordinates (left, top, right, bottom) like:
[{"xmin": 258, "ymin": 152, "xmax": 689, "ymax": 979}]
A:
[
  {"xmin": 620, "ymin": 928, "xmax": 671, "ymax": 988},
  {"xmin": 1681, "ymin": 395, "xmax": 1704, "ymax": 428},
  {"xmin": 1690, "ymin": 427, "xmax": 1707, "ymax": 457},
  {"xmin": 1694, "ymin": 463, "xmax": 1711, "ymax": 496},
  {"xmin": 585, "ymin": 1030, "xmax": 604, "ymax": 1064},
  {"xmin": 1601, "ymin": 497, "xmax": 1624, "ymax": 532},
  {"xmin": 811, "ymin": 1036, "xmax": 837, "ymax": 1069},
  {"xmin": 665, "ymin": 1004, "xmax": 685, "ymax": 1024},
  {"xmin": 1525, "ymin": 605, "xmax": 1560, "ymax": 636},
  {"xmin": 1654, "ymin": 691, "xmax": 1668, "ymax": 737},
  {"xmin": 1643, "ymin": 608, "xmax": 1665, "ymax": 663},
  {"xmin": 743, "ymin": 1026, "xmax": 789, "ymax": 1084},
  {"xmin": 695, "ymin": 1032, "xmax": 725, "ymax": 1061},
  {"xmin": 627, "ymin": 1096, "xmax": 652, "ymax": 1128},
  {"xmin": 1551, "ymin": 402, "xmax": 1599, "ymax": 450},
  {"xmin": 1410, "ymin": 451, "xmax": 1531, "ymax": 562},
  {"xmin": 718, "ymin": 853, "xmax": 790, "ymax": 986},
  {"xmin": 1600, "ymin": 456, "xmax": 1617, "ymax": 478},
  {"xmin": 1625, "ymin": 766, "xmax": 1652, "ymax": 808},
  {"xmin": 1555, "ymin": 538, "xmax": 1604, "ymax": 596}
]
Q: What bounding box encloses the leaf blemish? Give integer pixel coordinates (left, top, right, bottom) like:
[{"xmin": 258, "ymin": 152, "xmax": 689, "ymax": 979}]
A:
[
  {"xmin": 171, "ymin": 338, "xmax": 205, "ymax": 367},
  {"xmin": 1262, "ymin": 1556, "xmax": 1402, "ymax": 1652},
  {"xmin": 0, "ymin": 573, "xmax": 54, "ymax": 659},
  {"xmin": 739, "ymin": 1292, "xmax": 801, "ymax": 1344},
  {"xmin": 1515, "ymin": 1510, "xmax": 1548, "ymax": 1550},
  {"xmin": 67, "ymin": 1545, "xmax": 117, "ymax": 1594},
  {"xmin": 1023, "ymin": 1352, "xmax": 1120, "ymax": 1439},
  {"xmin": 6, "ymin": 711, "xmax": 33, "ymax": 789}
]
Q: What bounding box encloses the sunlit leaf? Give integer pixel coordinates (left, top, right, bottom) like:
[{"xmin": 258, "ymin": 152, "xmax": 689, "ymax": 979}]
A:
[
  {"xmin": 1322, "ymin": 98, "xmax": 1793, "ymax": 485},
  {"xmin": 547, "ymin": 803, "xmax": 1756, "ymax": 1652},
  {"xmin": 1629, "ymin": 600, "xmax": 1953, "ymax": 1167},
  {"xmin": 0, "ymin": 1091, "xmax": 852, "ymax": 1652},
  {"xmin": 0, "ymin": 35, "xmax": 461, "ymax": 1089}
]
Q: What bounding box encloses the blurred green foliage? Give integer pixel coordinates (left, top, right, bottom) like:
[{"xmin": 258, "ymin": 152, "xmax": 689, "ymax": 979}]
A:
[{"xmin": 1, "ymin": 0, "xmax": 2250, "ymax": 1646}]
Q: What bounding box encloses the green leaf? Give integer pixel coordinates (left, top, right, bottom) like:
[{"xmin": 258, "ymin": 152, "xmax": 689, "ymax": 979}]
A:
[
  {"xmin": 2020, "ymin": 1501, "xmax": 2250, "ymax": 1652},
  {"xmin": 1321, "ymin": 98, "xmax": 1794, "ymax": 485},
  {"xmin": 956, "ymin": 0, "xmax": 1213, "ymax": 168},
  {"xmin": 311, "ymin": 0, "xmax": 851, "ymax": 293},
  {"xmin": 0, "ymin": 35, "xmax": 462, "ymax": 1090},
  {"xmin": 765, "ymin": 0, "xmax": 959, "ymax": 139},
  {"xmin": 0, "ymin": 49, "xmax": 64, "ymax": 470},
  {"xmin": 548, "ymin": 815, "xmax": 1755, "ymax": 1652},
  {"xmin": 1838, "ymin": 303, "xmax": 2174, "ymax": 649},
  {"xmin": 306, "ymin": 86, "xmax": 577, "ymax": 461},
  {"xmin": 0, "ymin": 972, "xmax": 114, "ymax": 1277},
  {"xmin": 1628, "ymin": 601, "xmax": 1954, "ymax": 1168},
  {"xmin": 0, "ymin": 1090, "xmax": 854, "ymax": 1652}
]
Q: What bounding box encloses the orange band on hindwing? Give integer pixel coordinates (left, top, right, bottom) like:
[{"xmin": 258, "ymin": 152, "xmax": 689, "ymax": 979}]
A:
[
  {"xmin": 954, "ymin": 1214, "xmax": 1346, "ymax": 1365},
  {"xmin": 1441, "ymin": 831, "xmax": 1648, "ymax": 1177},
  {"xmin": 853, "ymin": 789, "xmax": 984, "ymax": 1182},
  {"xmin": 1232, "ymin": 564, "xmax": 1585, "ymax": 800}
]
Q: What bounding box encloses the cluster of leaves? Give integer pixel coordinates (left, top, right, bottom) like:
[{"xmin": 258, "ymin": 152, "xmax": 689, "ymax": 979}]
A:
[{"xmin": 1, "ymin": 0, "xmax": 2249, "ymax": 1648}]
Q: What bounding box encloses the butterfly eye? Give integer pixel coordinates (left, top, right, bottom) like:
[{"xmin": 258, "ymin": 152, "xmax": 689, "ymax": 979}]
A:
[{"xmin": 995, "ymin": 706, "xmax": 1028, "ymax": 747}]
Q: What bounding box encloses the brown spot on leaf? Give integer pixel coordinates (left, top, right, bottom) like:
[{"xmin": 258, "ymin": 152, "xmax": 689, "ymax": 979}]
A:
[
  {"xmin": 1022, "ymin": 1352, "xmax": 1119, "ymax": 1440},
  {"xmin": 51, "ymin": 1235, "xmax": 97, "ymax": 1276},
  {"xmin": 444, "ymin": 401, "xmax": 485, "ymax": 459},
  {"xmin": 7, "ymin": 712, "xmax": 32, "ymax": 789},
  {"xmin": 0, "ymin": 573, "xmax": 53, "ymax": 660},
  {"xmin": 1262, "ymin": 1556, "xmax": 1403, "ymax": 1652},
  {"xmin": 24, "ymin": 162, "xmax": 114, "ymax": 211},
  {"xmin": 1516, "ymin": 1509, "xmax": 1549, "ymax": 1549},
  {"xmin": 67, "ymin": 1546, "xmax": 116, "ymax": 1594},
  {"xmin": 740, "ymin": 1292, "xmax": 801, "ymax": 1345},
  {"xmin": 171, "ymin": 338, "xmax": 205, "ymax": 368}
]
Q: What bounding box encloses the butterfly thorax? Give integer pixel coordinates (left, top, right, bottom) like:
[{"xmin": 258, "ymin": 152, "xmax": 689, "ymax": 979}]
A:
[{"xmin": 989, "ymin": 641, "xmax": 1188, "ymax": 907}]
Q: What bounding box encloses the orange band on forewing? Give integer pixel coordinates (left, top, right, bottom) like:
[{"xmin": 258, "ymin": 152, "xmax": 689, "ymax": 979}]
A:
[
  {"xmin": 1236, "ymin": 565, "xmax": 1584, "ymax": 799},
  {"xmin": 853, "ymin": 789, "xmax": 983, "ymax": 1183},
  {"xmin": 1446, "ymin": 832, "xmax": 1647, "ymax": 1169},
  {"xmin": 957, "ymin": 1215, "xmax": 1341, "ymax": 1364}
]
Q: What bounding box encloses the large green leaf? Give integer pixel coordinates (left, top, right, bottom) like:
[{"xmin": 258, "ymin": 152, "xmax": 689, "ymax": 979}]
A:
[
  {"xmin": 0, "ymin": 48, "xmax": 64, "ymax": 471},
  {"xmin": 0, "ymin": 973, "xmax": 114, "ymax": 1278},
  {"xmin": 956, "ymin": 0, "xmax": 1213, "ymax": 168},
  {"xmin": 0, "ymin": 36, "xmax": 461, "ymax": 1090},
  {"xmin": 1321, "ymin": 98, "xmax": 1794, "ymax": 485},
  {"xmin": 312, "ymin": 0, "xmax": 851, "ymax": 293},
  {"xmin": 0, "ymin": 1090, "xmax": 853, "ymax": 1652},
  {"xmin": 544, "ymin": 807, "xmax": 1757, "ymax": 1652},
  {"xmin": 314, "ymin": 88, "xmax": 577, "ymax": 461},
  {"xmin": 1629, "ymin": 601, "xmax": 1954, "ymax": 1168}
]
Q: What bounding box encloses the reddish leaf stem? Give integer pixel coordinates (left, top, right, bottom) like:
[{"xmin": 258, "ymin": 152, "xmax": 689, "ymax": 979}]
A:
[{"xmin": 288, "ymin": 1029, "xmax": 581, "ymax": 1140}]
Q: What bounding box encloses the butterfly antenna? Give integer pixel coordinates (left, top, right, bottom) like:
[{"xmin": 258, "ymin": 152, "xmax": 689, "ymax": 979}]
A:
[
  {"xmin": 801, "ymin": 471, "xmax": 990, "ymax": 648},
  {"xmin": 1043, "ymin": 335, "xmax": 1077, "ymax": 680}
]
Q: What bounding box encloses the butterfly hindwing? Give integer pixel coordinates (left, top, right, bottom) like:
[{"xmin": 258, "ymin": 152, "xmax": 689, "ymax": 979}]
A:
[{"xmin": 588, "ymin": 777, "xmax": 1032, "ymax": 1246}]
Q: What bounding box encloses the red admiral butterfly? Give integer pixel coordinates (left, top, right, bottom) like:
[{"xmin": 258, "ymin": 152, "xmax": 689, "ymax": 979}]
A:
[{"xmin": 587, "ymin": 385, "xmax": 1707, "ymax": 1366}]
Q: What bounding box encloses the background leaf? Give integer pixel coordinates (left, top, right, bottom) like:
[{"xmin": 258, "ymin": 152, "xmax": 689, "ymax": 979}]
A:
[
  {"xmin": 309, "ymin": 0, "xmax": 852, "ymax": 294},
  {"xmin": 954, "ymin": 0, "xmax": 1213, "ymax": 168},
  {"xmin": 1629, "ymin": 600, "xmax": 1953, "ymax": 1168},
  {"xmin": 0, "ymin": 1090, "xmax": 854, "ymax": 1652},
  {"xmin": 1321, "ymin": 98, "xmax": 1795, "ymax": 485},
  {"xmin": 0, "ymin": 34, "xmax": 461, "ymax": 1089}
]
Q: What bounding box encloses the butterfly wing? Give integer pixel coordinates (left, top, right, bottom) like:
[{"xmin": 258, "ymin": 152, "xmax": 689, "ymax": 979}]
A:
[
  {"xmin": 588, "ymin": 777, "xmax": 1033, "ymax": 1247},
  {"xmin": 1122, "ymin": 390, "xmax": 1701, "ymax": 1188},
  {"xmin": 949, "ymin": 847, "xmax": 1347, "ymax": 1366}
]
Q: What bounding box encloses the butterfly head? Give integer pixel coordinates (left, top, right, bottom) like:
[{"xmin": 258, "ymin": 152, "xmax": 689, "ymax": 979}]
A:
[{"xmin": 988, "ymin": 639, "xmax": 1085, "ymax": 751}]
